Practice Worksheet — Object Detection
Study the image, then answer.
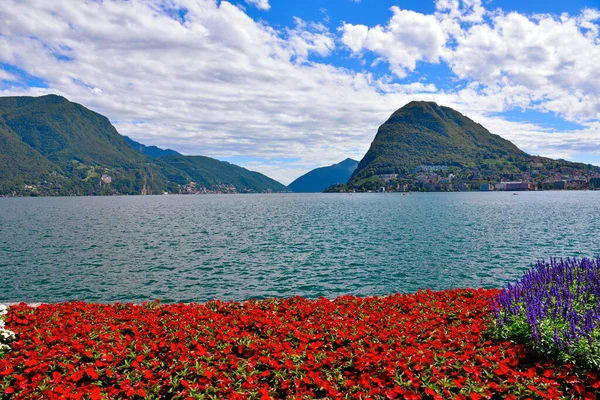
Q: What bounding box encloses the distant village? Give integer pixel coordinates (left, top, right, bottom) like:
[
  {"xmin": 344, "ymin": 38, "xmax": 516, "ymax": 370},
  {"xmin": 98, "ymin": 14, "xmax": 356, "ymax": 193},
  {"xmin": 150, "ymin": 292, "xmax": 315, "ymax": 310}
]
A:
[
  {"xmin": 368, "ymin": 164, "xmax": 600, "ymax": 193},
  {"xmin": 1, "ymin": 177, "xmax": 271, "ymax": 197},
  {"xmin": 179, "ymin": 182, "xmax": 271, "ymax": 194}
]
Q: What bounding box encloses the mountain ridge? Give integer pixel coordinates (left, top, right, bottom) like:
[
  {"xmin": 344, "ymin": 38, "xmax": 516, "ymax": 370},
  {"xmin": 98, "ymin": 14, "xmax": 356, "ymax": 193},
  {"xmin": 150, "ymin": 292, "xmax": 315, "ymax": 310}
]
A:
[
  {"xmin": 123, "ymin": 136, "xmax": 181, "ymax": 158},
  {"xmin": 0, "ymin": 95, "xmax": 286, "ymax": 195},
  {"xmin": 288, "ymin": 158, "xmax": 359, "ymax": 192}
]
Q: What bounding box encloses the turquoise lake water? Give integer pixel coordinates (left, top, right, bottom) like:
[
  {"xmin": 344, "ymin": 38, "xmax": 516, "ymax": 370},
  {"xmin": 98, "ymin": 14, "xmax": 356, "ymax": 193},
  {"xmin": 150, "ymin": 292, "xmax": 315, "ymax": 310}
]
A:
[{"xmin": 1, "ymin": 192, "xmax": 599, "ymax": 303}]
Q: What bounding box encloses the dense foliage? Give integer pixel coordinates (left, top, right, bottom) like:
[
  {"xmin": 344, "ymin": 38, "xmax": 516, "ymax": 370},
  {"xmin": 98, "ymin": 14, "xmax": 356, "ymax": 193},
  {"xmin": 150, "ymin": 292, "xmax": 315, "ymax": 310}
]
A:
[
  {"xmin": 492, "ymin": 258, "xmax": 600, "ymax": 371},
  {"xmin": 2, "ymin": 290, "xmax": 600, "ymax": 398},
  {"xmin": 0, "ymin": 95, "xmax": 286, "ymax": 196},
  {"xmin": 0, "ymin": 120, "xmax": 57, "ymax": 194},
  {"xmin": 288, "ymin": 159, "xmax": 359, "ymax": 193},
  {"xmin": 347, "ymin": 101, "xmax": 598, "ymax": 190}
]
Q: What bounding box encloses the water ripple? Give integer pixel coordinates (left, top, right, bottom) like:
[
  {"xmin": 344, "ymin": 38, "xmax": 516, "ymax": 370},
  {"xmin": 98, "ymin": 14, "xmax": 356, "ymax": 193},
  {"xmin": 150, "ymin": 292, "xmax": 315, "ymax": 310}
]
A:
[{"xmin": 1, "ymin": 192, "xmax": 600, "ymax": 302}]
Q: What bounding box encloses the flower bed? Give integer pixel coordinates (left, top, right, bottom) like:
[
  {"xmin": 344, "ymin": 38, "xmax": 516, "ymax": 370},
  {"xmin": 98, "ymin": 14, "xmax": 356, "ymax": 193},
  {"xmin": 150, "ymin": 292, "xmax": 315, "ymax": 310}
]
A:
[
  {"xmin": 1, "ymin": 289, "xmax": 599, "ymax": 399},
  {"xmin": 492, "ymin": 257, "xmax": 600, "ymax": 371}
]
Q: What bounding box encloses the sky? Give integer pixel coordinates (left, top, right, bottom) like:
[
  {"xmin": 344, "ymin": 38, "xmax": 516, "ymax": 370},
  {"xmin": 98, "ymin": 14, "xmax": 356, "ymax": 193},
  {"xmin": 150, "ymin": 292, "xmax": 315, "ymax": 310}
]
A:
[{"xmin": 0, "ymin": 0, "xmax": 599, "ymax": 184}]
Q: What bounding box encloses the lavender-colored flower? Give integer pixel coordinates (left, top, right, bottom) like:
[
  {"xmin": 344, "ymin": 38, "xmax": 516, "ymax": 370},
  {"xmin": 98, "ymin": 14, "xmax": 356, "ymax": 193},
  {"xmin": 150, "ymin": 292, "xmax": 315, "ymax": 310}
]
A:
[{"xmin": 492, "ymin": 257, "xmax": 600, "ymax": 361}]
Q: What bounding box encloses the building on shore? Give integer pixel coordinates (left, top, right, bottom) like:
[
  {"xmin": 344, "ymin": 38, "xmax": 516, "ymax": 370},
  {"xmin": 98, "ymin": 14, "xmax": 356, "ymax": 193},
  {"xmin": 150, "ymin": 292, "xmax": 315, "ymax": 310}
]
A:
[
  {"xmin": 495, "ymin": 182, "xmax": 530, "ymax": 191},
  {"xmin": 543, "ymin": 180, "xmax": 566, "ymax": 190},
  {"xmin": 379, "ymin": 174, "xmax": 398, "ymax": 182},
  {"xmin": 415, "ymin": 165, "xmax": 448, "ymax": 173}
]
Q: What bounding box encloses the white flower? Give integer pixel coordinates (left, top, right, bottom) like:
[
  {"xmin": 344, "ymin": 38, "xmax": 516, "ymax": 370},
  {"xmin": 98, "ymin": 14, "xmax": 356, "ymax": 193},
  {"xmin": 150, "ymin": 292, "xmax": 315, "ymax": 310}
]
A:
[{"xmin": 0, "ymin": 305, "xmax": 15, "ymax": 353}]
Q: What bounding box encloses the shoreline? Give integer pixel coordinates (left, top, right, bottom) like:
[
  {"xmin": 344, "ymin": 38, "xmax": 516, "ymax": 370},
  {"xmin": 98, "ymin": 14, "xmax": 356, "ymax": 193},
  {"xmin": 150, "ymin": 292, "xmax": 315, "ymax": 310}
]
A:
[{"xmin": 1, "ymin": 188, "xmax": 600, "ymax": 198}]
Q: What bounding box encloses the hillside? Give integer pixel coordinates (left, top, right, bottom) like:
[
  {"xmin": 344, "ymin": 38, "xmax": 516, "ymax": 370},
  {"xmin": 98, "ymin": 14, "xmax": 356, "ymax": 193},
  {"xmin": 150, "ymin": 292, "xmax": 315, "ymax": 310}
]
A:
[
  {"xmin": 0, "ymin": 95, "xmax": 286, "ymax": 195},
  {"xmin": 124, "ymin": 136, "xmax": 180, "ymax": 158},
  {"xmin": 288, "ymin": 158, "xmax": 358, "ymax": 192},
  {"xmin": 158, "ymin": 155, "xmax": 288, "ymax": 193},
  {"xmin": 0, "ymin": 95, "xmax": 167, "ymax": 195},
  {"xmin": 351, "ymin": 101, "xmax": 531, "ymax": 181},
  {"xmin": 0, "ymin": 119, "xmax": 57, "ymax": 194},
  {"xmin": 342, "ymin": 101, "xmax": 599, "ymax": 191}
]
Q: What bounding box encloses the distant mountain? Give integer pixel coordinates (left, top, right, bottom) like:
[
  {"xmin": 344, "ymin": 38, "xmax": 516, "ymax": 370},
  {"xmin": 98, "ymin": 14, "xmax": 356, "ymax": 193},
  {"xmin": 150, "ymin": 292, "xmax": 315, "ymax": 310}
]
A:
[
  {"xmin": 288, "ymin": 158, "xmax": 359, "ymax": 192},
  {"xmin": 0, "ymin": 95, "xmax": 286, "ymax": 195},
  {"xmin": 123, "ymin": 136, "xmax": 180, "ymax": 158},
  {"xmin": 158, "ymin": 155, "xmax": 288, "ymax": 193},
  {"xmin": 345, "ymin": 101, "xmax": 598, "ymax": 190}
]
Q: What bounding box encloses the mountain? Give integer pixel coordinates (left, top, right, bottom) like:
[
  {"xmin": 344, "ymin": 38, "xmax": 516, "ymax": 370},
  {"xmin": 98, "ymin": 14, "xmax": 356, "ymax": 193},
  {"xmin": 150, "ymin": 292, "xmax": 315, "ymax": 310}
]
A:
[
  {"xmin": 0, "ymin": 95, "xmax": 286, "ymax": 195},
  {"xmin": 351, "ymin": 101, "xmax": 529, "ymax": 182},
  {"xmin": 123, "ymin": 136, "xmax": 180, "ymax": 158},
  {"xmin": 288, "ymin": 158, "xmax": 359, "ymax": 192},
  {"xmin": 0, "ymin": 94, "xmax": 168, "ymax": 195},
  {"xmin": 343, "ymin": 101, "xmax": 598, "ymax": 191},
  {"xmin": 0, "ymin": 119, "xmax": 57, "ymax": 194},
  {"xmin": 158, "ymin": 155, "xmax": 288, "ymax": 193}
]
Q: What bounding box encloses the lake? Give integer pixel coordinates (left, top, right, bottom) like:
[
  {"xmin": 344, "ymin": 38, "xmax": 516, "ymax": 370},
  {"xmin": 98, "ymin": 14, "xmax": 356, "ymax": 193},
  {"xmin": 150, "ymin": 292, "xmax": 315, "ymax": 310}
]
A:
[{"xmin": 1, "ymin": 192, "xmax": 599, "ymax": 303}]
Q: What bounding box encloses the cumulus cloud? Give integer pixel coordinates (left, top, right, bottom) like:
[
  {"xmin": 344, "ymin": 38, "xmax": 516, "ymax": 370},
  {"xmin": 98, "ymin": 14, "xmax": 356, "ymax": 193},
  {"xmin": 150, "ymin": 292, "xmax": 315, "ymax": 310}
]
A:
[
  {"xmin": 286, "ymin": 18, "xmax": 336, "ymax": 63},
  {"xmin": 436, "ymin": 0, "xmax": 485, "ymax": 23},
  {"xmin": 341, "ymin": 6, "xmax": 448, "ymax": 77},
  {"xmin": 0, "ymin": 70, "xmax": 19, "ymax": 83},
  {"xmin": 244, "ymin": 0, "xmax": 270, "ymax": 11},
  {"xmin": 0, "ymin": 0, "xmax": 598, "ymax": 184},
  {"xmin": 451, "ymin": 10, "xmax": 600, "ymax": 122}
]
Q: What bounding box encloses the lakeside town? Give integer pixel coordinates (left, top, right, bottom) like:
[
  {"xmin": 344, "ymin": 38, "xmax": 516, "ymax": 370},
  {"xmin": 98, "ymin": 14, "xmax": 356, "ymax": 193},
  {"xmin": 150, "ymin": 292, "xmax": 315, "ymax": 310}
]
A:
[
  {"xmin": 5, "ymin": 163, "xmax": 600, "ymax": 196},
  {"xmin": 352, "ymin": 164, "xmax": 600, "ymax": 193},
  {"xmin": 0, "ymin": 181, "xmax": 272, "ymax": 197}
]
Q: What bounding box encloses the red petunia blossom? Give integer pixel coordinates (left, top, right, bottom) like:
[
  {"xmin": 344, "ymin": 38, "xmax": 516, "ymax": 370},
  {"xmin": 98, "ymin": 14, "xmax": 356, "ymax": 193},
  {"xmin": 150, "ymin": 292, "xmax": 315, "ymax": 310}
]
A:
[{"xmin": 0, "ymin": 290, "xmax": 598, "ymax": 398}]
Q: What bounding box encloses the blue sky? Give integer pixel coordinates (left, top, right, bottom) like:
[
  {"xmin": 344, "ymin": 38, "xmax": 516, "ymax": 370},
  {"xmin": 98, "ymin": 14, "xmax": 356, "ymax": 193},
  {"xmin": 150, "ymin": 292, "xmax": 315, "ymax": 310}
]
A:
[{"xmin": 0, "ymin": 0, "xmax": 599, "ymax": 183}]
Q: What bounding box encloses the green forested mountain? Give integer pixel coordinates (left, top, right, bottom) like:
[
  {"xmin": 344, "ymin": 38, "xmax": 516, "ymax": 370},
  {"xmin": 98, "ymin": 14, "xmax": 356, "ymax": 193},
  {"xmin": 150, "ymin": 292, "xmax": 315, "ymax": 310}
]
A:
[
  {"xmin": 158, "ymin": 155, "xmax": 288, "ymax": 192},
  {"xmin": 288, "ymin": 158, "xmax": 359, "ymax": 192},
  {"xmin": 0, "ymin": 95, "xmax": 286, "ymax": 195},
  {"xmin": 123, "ymin": 136, "xmax": 181, "ymax": 158},
  {"xmin": 0, "ymin": 95, "xmax": 148, "ymax": 167},
  {"xmin": 347, "ymin": 101, "xmax": 598, "ymax": 189},
  {"xmin": 351, "ymin": 101, "xmax": 530, "ymax": 181},
  {"xmin": 0, "ymin": 119, "xmax": 57, "ymax": 193}
]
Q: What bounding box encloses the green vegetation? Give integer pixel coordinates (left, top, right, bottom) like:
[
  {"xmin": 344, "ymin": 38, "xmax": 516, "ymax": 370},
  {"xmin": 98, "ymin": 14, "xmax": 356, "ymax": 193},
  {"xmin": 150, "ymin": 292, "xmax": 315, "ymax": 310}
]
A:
[
  {"xmin": 352, "ymin": 101, "xmax": 529, "ymax": 181},
  {"xmin": 0, "ymin": 120, "xmax": 57, "ymax": 194},
  {"xmin": 158, "ymin": 155, "xmax": 287, "ymax": 193},
  {"xmin": 0, "ymin": 95, "xmax": 286, "ymax": 196}
]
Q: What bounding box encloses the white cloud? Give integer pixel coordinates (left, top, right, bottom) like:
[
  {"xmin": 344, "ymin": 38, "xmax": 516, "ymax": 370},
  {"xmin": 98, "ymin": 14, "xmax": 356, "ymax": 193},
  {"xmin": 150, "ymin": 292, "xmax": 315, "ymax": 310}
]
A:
[
  {"xmin": 244, "ymin": 0, "xmax": 270, "ymax": 11},
  {"xmin": 341, "ymin": 6, "xmax": 448, "ymax": 77},
  {"xmin": 286, "ymin": 18, "xmax": 336, "ymax": 63},
  {"xmin": 436, "ymin": 0, "xmax": 485, "ymax": 23},
  {"xmin": 0, "ymin": 70, "xmax": 18, "ymax": 82},
  {"xmin": 450, "ymin": 10, "xmax": 600, "ymax": 122},
  {"xmin": 0, "ymin": 0, "xmax": 598, "ymax": 184}
]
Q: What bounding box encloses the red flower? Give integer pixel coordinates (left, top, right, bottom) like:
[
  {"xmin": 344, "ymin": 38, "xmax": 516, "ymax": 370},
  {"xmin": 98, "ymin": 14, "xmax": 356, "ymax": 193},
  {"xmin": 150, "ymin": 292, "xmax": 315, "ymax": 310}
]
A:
[{"xmin": 0, "ymin": 289, "xmax": 596, "ymax": 398}]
